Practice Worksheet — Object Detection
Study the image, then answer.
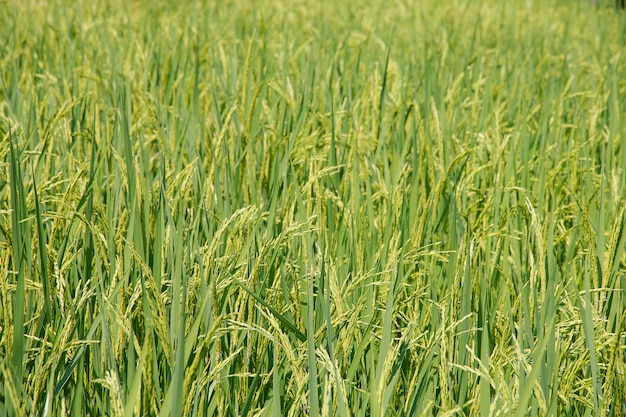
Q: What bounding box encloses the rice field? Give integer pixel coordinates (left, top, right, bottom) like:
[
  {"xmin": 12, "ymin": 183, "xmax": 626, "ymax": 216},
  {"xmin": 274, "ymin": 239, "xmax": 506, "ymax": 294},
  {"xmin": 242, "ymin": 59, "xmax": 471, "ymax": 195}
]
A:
[{"xmin": 1, "ymin": 0, "xmax": 626, "ymax": 415}]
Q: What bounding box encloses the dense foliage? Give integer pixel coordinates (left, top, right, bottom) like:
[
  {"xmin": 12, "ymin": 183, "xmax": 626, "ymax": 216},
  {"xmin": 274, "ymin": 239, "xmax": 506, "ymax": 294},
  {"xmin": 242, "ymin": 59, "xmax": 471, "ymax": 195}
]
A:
[{"xmin": 1, "ymin": 0, "xmax": 625, "ymax": 415}]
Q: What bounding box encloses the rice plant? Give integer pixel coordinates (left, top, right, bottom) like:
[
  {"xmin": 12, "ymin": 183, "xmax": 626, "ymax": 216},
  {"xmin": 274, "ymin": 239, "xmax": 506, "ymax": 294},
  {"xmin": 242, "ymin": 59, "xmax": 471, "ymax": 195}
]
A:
[{"xmin": 1, "ymin": 0, "xmax": 625, "ymax": 416}]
